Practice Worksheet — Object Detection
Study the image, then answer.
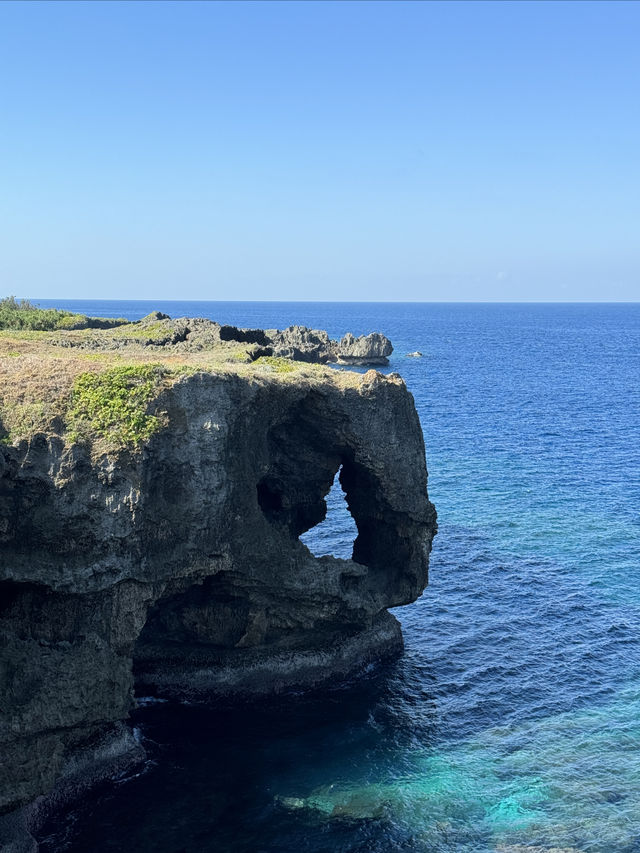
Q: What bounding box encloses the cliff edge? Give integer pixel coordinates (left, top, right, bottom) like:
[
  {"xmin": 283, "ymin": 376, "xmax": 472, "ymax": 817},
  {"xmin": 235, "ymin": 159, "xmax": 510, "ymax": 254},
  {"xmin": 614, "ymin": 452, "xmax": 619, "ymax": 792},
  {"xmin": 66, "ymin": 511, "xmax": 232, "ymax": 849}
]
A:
[{"xmin": 0, "ymin": 313, "xmax": 436, "ymax": 845}]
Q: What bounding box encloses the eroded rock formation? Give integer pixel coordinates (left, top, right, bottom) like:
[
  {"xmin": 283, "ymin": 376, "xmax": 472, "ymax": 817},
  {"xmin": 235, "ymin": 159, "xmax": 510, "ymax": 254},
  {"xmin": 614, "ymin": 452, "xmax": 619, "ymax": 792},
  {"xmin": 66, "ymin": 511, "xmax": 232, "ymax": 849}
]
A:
[
  {"xmin": 335, "ymin": 332, "xmax": 393, "ymax": 365},
  {"xmin": 52, "ymin": 314, "xmax": 394, "ymax": 365},
  {"xmin": 0, "ymin": 359, "xmax": 435, "ymax": 846}
]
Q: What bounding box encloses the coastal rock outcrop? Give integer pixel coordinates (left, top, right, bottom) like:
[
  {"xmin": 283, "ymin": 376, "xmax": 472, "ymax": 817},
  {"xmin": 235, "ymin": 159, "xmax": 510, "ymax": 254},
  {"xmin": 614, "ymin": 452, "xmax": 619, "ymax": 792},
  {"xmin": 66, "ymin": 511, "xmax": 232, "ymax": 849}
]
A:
[
  {"xmin": 263, "ymin": 327, "xmax": 393, "ymax": 366},
  {"xmin": 0, "ymin": 347, "xmax": 434, "ymax": 845},
  {"xmin": 335, "ymin": 332, "xmax": 393, "ymax": 365},
  {"xmin": 264, "ymin": 325, "xmax": 334, "ymax": 363},
  {"xmin": 51, "ymin": 315, "xmax": 394, "ymax": 366}
]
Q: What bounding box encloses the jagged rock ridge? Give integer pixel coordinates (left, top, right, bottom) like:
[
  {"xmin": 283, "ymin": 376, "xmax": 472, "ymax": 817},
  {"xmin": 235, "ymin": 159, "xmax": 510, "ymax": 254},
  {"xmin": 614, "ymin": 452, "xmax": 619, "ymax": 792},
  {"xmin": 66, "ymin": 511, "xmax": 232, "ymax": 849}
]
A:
[{"xmin": 53, "ymin": 312, "xmax": 394, "ymax": 366}]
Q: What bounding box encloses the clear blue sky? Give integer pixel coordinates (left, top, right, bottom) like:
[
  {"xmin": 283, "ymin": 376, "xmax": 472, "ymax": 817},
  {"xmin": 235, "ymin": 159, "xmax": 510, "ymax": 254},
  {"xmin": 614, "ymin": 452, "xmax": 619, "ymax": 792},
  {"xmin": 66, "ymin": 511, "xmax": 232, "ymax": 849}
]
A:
[{"xmin": 1, "ymin": 0, "xmax": 638, "ymax": 301}]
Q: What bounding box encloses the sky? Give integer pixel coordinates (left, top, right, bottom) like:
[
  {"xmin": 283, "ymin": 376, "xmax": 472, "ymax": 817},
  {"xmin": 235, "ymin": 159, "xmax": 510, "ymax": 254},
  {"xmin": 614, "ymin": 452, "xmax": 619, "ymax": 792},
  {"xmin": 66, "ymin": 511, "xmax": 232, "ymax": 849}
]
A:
[{"xmin": 1, "ymin": 0, "xmax": 639, "ymax": 302}]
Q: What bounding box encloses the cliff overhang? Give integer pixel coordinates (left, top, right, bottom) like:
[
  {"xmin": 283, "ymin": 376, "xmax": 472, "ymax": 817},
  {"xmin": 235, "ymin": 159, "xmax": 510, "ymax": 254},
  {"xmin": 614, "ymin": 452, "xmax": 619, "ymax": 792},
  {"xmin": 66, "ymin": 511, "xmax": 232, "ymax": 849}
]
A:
[{"xmin": 0, "ymin": 317, "xmax": 436, "ymax": 846}]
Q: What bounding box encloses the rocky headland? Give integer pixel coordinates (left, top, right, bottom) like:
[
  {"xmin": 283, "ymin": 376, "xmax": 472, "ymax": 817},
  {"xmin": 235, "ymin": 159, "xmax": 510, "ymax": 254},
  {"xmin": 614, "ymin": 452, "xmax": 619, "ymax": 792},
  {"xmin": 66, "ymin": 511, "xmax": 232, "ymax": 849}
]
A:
[
  {"xmin": 0, "ymin": 308, "xmax": 436, "ymax": 850},
  {"xmin": 49, "ymin": 311, "xmax": 394, "ymax": 366}
]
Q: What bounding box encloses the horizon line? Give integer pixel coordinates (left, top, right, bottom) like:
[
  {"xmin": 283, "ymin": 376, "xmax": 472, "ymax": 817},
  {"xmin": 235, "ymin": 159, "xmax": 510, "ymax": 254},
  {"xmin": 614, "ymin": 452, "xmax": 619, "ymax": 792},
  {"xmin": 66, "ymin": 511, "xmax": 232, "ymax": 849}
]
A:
[{"xmin": 24, "ymin": 297, "xmax": 640, "ymax": 305}]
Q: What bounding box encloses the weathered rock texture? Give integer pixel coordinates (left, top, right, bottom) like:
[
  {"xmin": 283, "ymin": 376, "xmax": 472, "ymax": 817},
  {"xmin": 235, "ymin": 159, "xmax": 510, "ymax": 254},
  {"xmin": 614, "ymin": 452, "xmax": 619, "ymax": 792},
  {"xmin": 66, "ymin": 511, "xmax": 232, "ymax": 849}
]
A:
[
  {"xmin": 264, "ymin": 327, "xmax": 392, "ymax": 365},
  {"xmin": 335, "ymin": 332, "xmax": 393, "ymax": 365},
  {"xmin": 0, "ymin": 363, "xmax": 435, "ymax": 838}
]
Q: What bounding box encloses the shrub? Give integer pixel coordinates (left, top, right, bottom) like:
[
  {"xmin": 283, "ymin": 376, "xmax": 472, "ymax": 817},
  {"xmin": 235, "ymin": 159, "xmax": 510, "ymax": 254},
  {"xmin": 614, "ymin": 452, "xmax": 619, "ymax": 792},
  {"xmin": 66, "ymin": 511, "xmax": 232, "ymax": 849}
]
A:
[
  {"xmin": 0, "ymin": 296, "xmax": 130, "ymax": 331},
  {"xmin": 0, "ymin": 296, "xmax": 75, "ymax": 331},
  {"xmin": 67, "ymin": 364, "xmax": 165, "ymax": 448}
]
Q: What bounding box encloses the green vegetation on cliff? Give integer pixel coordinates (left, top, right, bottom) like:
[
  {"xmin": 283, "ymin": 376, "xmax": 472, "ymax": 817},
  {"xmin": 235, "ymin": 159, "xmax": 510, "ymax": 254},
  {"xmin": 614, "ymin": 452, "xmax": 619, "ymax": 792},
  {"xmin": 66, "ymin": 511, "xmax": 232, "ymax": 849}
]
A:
[
  {"xmin": 0, "ymin": 296, "xmax": 76, "ymax": 331},
  {"xmin": 253, "ymin": 355, "xmax": 300, "ymax": 373},
  {"xmin": 68, "ymin": 364, "xmax": 166, "ymax": 449},
  {"xmin": 0, "ymin": 296, "xmax": 128, "ymax": 332},
  {"xmin": 0, "ymin": 309, "xmax": 359, "ymax": 451}
]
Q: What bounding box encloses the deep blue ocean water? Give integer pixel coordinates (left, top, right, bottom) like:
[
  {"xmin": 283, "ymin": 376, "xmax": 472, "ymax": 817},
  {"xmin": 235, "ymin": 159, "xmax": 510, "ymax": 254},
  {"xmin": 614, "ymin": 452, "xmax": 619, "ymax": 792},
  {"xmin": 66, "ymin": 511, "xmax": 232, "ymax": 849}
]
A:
[{"xmin": 35, "ymin": 301, "xmax": 640, "ymax": 853}]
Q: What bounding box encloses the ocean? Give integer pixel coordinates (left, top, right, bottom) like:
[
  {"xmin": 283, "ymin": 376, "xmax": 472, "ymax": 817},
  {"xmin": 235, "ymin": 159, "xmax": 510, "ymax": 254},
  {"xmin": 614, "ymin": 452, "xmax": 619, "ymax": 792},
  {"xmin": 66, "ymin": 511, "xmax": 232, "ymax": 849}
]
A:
[{"xmin": 35, "ymin": 301, "xmax": 640, "ymax": 853}]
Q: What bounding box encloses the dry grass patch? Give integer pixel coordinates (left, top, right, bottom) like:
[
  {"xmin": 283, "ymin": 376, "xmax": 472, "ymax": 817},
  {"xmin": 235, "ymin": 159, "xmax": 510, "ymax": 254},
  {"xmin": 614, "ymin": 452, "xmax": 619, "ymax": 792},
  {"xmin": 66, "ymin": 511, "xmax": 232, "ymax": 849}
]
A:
[{"xmin": 0, "ymin": 332, "xmax": 365, "ymax": 449}]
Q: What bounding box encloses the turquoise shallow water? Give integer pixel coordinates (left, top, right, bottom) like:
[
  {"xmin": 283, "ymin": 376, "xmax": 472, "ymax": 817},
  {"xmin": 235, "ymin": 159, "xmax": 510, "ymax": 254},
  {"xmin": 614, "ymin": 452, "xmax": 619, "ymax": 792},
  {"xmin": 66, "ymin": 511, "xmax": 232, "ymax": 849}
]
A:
[{"xmin": 36, "ymin": 302, "xmax": 640, "ymax": 852}]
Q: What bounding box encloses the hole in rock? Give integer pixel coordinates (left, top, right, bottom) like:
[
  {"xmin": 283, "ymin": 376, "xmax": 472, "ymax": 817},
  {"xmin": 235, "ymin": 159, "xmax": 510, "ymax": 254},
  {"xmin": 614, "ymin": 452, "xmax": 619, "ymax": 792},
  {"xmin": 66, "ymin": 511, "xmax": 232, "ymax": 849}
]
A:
[
  {"xmin": 256, "ymin": 480, "xmax": 283, "ymax": 520},
  {"xmin": 300, "ymin": 466, "xmax": 358, "ymax": 559}
]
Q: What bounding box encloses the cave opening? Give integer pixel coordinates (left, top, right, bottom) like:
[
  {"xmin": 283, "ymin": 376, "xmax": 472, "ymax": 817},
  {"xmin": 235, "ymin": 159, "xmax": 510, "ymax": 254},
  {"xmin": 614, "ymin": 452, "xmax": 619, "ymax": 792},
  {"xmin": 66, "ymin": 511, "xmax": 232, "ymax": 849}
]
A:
[
  {"xmin": 299, "ymin": 465, "xmax": 358, "ymax": 560},
  {"xmin": 256, "ymin": 480, "xmax": 284, "ymax": 520}
]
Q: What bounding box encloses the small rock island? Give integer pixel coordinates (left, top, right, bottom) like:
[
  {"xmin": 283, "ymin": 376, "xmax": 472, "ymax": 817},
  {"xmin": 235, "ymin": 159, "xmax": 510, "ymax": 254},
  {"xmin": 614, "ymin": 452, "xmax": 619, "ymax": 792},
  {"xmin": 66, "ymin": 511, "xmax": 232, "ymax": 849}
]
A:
[{"xmin": 0, "ymin": 308, "xmax": 436, "ymax": 849}]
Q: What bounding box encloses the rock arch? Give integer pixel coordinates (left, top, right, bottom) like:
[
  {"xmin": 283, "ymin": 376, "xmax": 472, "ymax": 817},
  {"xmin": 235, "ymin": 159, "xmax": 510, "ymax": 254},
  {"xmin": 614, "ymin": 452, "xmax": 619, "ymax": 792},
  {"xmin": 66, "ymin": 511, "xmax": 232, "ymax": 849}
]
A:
[{"xmin": 0, "ymin": 368, "xmax": 436, "ymax": 831}]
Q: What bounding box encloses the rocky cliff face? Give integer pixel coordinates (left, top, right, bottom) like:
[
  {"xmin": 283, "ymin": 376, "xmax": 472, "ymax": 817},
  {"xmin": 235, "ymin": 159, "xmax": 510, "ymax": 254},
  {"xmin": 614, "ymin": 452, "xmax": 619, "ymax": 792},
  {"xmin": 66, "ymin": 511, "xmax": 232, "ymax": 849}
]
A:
[{"xmin": 0, "ymin": 359, "xmax": 435, "ymax": 844}]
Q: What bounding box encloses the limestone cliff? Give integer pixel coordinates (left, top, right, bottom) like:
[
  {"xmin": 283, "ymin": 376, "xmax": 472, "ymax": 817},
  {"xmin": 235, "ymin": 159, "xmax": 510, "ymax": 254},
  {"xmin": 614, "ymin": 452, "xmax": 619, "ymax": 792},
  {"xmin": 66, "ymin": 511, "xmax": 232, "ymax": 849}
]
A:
[{"xmin": 0, "ymin": 322, "xmax": 435, "ymax": 845}]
